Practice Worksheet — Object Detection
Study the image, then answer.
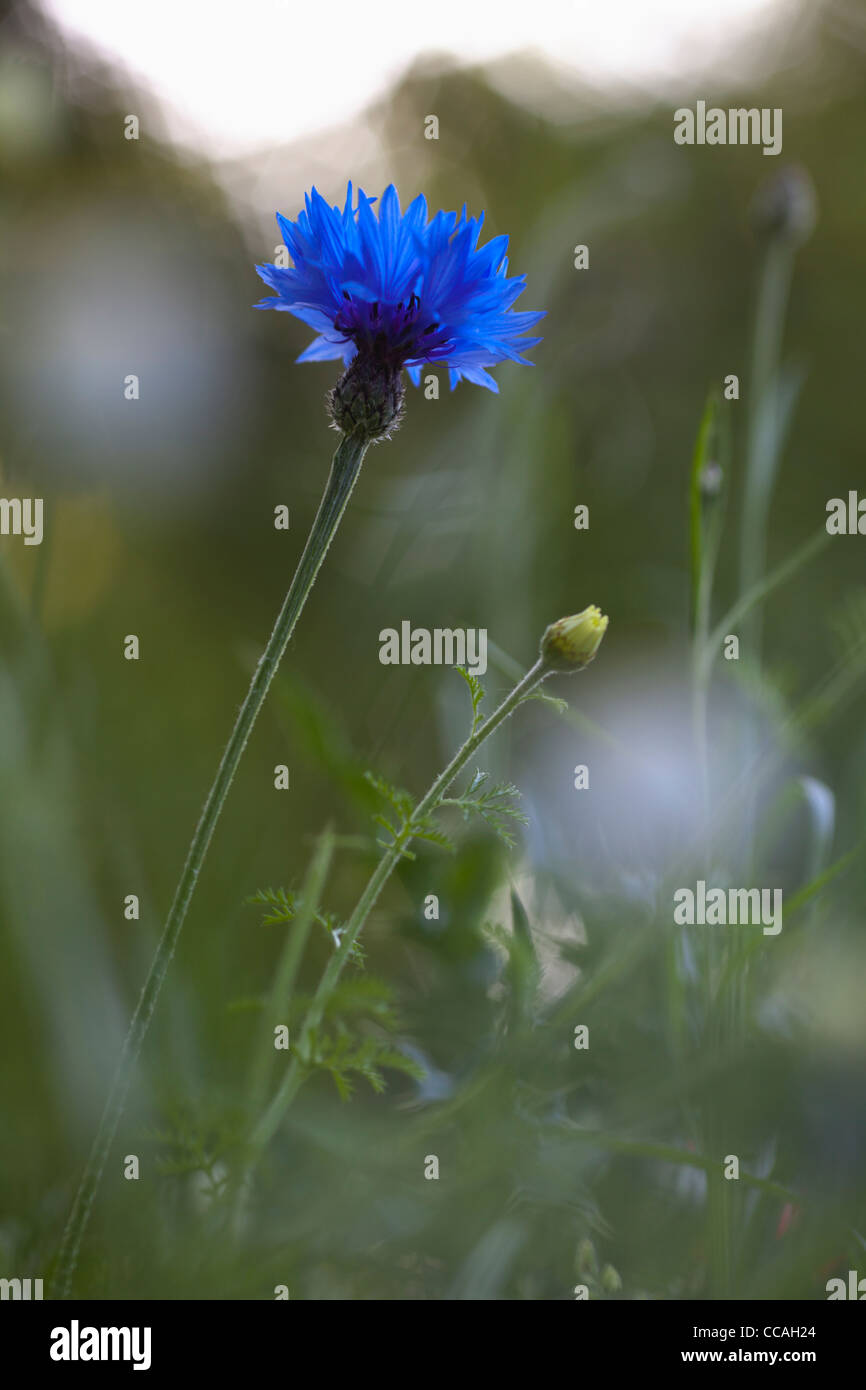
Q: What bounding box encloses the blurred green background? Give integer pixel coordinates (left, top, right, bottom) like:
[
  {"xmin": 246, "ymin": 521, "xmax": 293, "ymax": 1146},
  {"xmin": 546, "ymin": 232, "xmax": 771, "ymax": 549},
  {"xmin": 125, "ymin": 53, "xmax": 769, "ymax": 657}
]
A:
[{"xmin": 1, "ymin": 0, "xmax": 865, "ymax": 1299}]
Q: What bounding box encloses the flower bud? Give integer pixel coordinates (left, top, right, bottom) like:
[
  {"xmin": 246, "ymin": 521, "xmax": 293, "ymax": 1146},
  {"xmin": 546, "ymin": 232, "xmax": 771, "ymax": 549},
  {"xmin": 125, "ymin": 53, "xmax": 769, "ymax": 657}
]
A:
[
  {"xmin": 750, "ymin": 165, "xmax": 816, "ymax": 248},
  {"xmin": 327, "ymin": 357, "xmax": 405, "ymax": 441},
  {"xmin": 601, "ymin": 1263, "xmax": 622, "ymax": 1293},
  {"xmin": 540, "ymin": 605, "xmax": 608, "ymax": 673}
]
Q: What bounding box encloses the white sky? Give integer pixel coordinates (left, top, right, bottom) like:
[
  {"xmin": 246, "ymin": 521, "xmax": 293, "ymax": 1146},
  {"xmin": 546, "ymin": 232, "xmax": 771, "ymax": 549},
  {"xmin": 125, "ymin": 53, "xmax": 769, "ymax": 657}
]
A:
[{"xmin": 41, "ymin": 0, "xmax": 795, "ymax": 157}]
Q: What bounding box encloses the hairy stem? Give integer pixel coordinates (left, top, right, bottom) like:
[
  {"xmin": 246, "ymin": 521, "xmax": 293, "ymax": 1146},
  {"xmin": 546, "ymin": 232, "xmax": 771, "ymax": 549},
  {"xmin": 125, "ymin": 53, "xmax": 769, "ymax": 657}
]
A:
[{"xmin": 53, "ymin": 431, "xmax": 369, "ymax": 1297}]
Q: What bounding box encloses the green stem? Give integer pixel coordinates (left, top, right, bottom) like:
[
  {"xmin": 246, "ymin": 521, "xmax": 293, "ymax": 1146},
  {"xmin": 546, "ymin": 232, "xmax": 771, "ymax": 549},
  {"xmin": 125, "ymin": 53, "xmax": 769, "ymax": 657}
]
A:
[
  {"xmin": 243, "ymin": 657, "xmax": 548, "ymax": 1169},
  {"xmin": 701, "ymin": 527, "xmax": 829, "ymax": 680},
  {"xmin": 714, "ymin": 242, "xmax": 795, "ymax": 1289},
  {"xmin": 739, "ymin": 239, "xmax": 794, "ymax": 649},
  {"xmin": 52, "ymin": 431, "xmax": 370, "ymax": 1297},
  {"xmin": 691, "ymin": 519, "xmax": 722, "ymax": 846},
  {"xmin": 246, "ymin": 829, "xmax": 336, "ymax": 1127}
]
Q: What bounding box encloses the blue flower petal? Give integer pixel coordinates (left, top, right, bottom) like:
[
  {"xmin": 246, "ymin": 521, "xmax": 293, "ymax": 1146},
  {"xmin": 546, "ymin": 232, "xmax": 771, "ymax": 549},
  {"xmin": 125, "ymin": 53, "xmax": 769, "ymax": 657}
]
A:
[
  {"xmin": 254, "ymin": 183, "xmax": 543, "ymax": 389},
  {"xmin": 296, "ymin": 335, "xmax": 354, "ymax": 363}
]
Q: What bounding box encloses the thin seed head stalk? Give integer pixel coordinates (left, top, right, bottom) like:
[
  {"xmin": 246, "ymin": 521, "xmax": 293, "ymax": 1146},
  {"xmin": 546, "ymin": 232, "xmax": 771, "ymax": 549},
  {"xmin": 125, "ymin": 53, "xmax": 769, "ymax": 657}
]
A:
[
  {"xmin": 234, "ymin": 607, "xmax": 609, "ymax": 1205},
  {"xmin": 52, "ymin": 182, "xmax": 543, "ymax": 1297}
]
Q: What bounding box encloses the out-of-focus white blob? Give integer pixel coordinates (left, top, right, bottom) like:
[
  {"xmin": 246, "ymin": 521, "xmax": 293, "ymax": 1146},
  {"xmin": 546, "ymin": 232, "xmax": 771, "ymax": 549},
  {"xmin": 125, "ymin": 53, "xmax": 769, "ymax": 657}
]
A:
[{"xmin": 520, "ymin": 658, "xmax": 795, "ymax": 907}]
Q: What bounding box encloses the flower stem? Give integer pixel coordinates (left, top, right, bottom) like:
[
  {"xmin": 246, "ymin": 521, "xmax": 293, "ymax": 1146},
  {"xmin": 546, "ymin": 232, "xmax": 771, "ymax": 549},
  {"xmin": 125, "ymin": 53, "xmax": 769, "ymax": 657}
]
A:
[
  {"xmin": 739, "ymin": 238, "xmax": 795, "ymax": 653},
  {"xmin": 241, "ymin": 657, "xmax": 548, "ymax": 1172},
  {"xmin": 53, "ymin": 431, "xmax": 370, "ymax": 1297},
  {"xmin": 246, "ymin": 828, "xmax": 336, "ymax": 1128}
]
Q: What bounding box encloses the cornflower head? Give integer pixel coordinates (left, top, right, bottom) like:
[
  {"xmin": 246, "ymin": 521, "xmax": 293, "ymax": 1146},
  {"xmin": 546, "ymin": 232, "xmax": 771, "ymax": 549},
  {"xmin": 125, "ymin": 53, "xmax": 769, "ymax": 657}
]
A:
[{"xmin": 255, "ymin": 182, "xmax": 544, "ymax": 440}]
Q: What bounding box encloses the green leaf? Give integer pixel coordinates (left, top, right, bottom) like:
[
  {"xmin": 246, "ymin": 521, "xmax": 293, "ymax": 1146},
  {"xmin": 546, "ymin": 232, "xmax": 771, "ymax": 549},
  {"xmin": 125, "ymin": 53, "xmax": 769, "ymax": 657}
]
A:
[
  {"xmin": 364, "ymin": 770, "xmax": 413, "ymax": 821},
  {"xmin": 306, "ymin": 1025, "xmax": 424, "ymax": 1101},
  {"xmin": 457, "ymin": 665, "xmax": 485, "ymax": 734},
  {"xmin": 465, "ymin": 767, "xmax": 488, "ymax": 797},
  {"xmin": 247, "ymin": 880, "xmax": 363, "ymax": 962},
  {"xmin": 410, "ymin": 817, "xmax": 457, "ymax": 853},
  {"xmin": 246, "ymin": 886, "xmax": 298, "ymax": 926},
  {"xmin": 510, "ymin": 886, "xmax": 533, "ymax": 948},
  {"xmin": 689, "ymin": 392, "xmax": 719, "ymax": 620},
  {"xmin": 703, "ymin": 527, "xmax": 830, "ymax": 672},
  {"xmin": 527, "ymin": 690, "xmax": 569, "ymax": 715},
  {"xmin": 372, "ymin": 812, "xmax": 400, "ymax": 841},
  {"xmin": 440, "ymin": 772, "xmax": 528, "ymax": 849}
]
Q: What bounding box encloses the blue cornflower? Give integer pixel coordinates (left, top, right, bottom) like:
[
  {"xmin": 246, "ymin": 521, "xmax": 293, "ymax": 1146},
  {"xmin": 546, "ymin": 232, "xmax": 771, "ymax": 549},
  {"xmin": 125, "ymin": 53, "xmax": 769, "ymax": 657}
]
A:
[{"xmin": 255, "ymin": 183, "xmax": 544, "ymax": 398}]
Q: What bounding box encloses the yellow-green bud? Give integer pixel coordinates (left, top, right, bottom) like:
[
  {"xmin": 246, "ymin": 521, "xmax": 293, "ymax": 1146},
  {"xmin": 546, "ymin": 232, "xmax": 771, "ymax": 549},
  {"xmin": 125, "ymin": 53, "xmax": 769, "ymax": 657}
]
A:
[
  {"xmin": 601, "ymin": 1263, "xmax": 622, "ymax": 1293},
  {"xmin": 540, "ymin": 606, "xmax": 608, "ymax": 673}
]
